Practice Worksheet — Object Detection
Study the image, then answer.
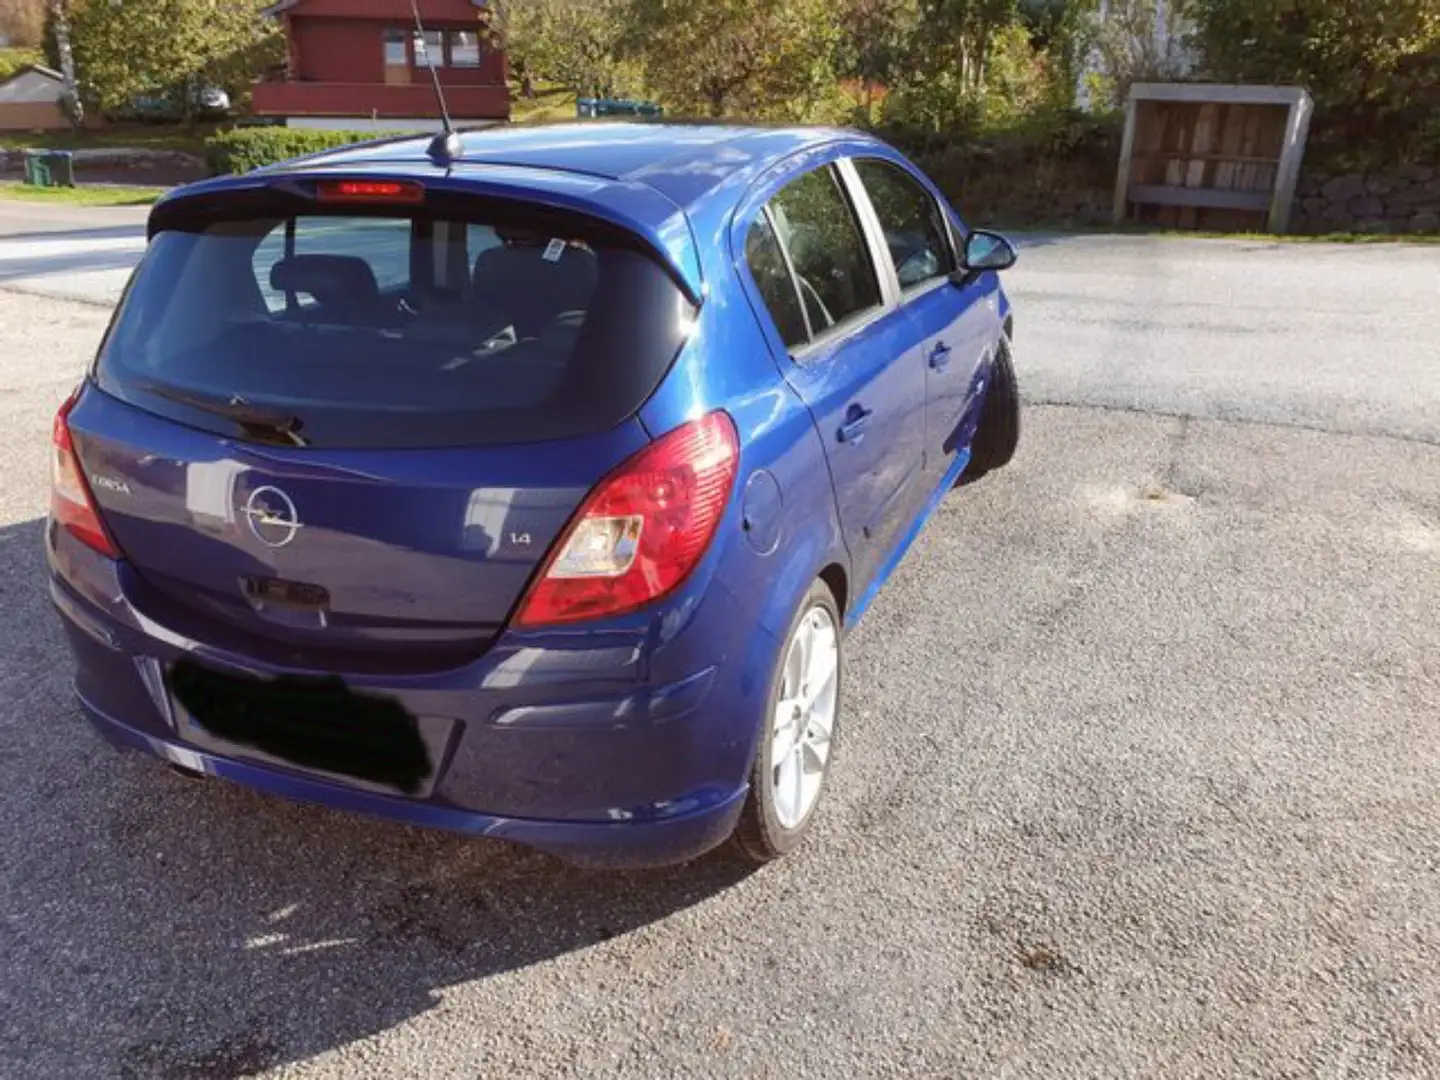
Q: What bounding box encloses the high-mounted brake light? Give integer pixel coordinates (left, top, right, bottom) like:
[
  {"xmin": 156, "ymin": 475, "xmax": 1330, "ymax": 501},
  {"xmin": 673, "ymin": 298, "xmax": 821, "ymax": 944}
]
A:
[
  {"xmin": 316, "ymin": 179, "xmax": 425, "ymax": 205},
  {"xmin": 51, "ymin": 386, "xmax": 119, "ymax": 558},
  {"xmin": 516, "ymin": 412, "xmax": 740, "ymax": 627}
]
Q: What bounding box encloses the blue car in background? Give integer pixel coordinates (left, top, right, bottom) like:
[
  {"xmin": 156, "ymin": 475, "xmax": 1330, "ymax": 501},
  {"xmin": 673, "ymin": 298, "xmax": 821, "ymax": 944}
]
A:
[{"xmin": 47, "ymin": 123, "xmax": 1020, "ymax": 868}]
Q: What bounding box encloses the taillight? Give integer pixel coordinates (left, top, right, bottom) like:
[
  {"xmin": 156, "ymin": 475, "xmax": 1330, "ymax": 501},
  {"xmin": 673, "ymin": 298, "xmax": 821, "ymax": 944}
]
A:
[
  {"xmin": 516, "ymin": 411, "xmax": 740, "ymax": 627},
  {"xmin": 51, "ymin": 386, "xmax": 119, "ymax": 558}
]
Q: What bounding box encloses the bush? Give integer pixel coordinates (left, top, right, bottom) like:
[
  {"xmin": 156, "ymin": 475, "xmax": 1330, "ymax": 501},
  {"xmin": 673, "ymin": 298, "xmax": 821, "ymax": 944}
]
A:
[
  {"xmin": 881, "ymin": 109, "xmax": 1124, "ymax": 229},
  {"xmin": 0, "ymin": 47, "xmax": 43, "ymax": 84},
  {"xmin": 204, "ymin": 127, "xmax": 411, "ymax": 175},
  {"xmin": 1185, "ymin": 0, "xmax": 1440, "ymax": 169}
]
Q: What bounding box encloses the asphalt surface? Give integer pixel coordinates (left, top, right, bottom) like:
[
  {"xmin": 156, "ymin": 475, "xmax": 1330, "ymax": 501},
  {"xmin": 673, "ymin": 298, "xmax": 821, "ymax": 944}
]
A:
[
  {"xmin": 0, "ymin": 219, "xmax": 1437, "ymax": 1078},
  {"xmin": 0, "ymin": 201, "xmax": 147, "ymax": 305}
]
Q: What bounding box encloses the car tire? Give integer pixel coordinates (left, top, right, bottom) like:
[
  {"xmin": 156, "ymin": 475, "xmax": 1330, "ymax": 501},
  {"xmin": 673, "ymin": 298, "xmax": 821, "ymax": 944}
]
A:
[
  {"xmin": 734, "ymin": 579, "xmax": 843, "ymax": 863},
  {"xmin": 960, "ymin": 333, "xmax": 1020, "ymax": 485}
]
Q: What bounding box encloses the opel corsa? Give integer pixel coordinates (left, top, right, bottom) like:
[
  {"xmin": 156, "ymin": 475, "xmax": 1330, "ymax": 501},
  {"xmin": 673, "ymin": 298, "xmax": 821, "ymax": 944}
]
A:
[{"xmin": 47, "ymin": 124, "xmax": 1021, "ymax": 867}]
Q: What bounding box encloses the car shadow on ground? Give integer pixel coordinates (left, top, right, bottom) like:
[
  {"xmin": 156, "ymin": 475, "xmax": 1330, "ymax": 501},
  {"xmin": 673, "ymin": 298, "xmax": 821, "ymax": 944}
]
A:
[{"xmin": 2, "ymin": 518, "xmax": 758, "ymax": 1078}]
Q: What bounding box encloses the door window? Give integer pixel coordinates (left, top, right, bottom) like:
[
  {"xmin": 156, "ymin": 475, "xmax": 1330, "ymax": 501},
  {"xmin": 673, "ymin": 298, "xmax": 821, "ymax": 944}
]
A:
[
  {"xmin": 766, "ymin": 165, "xmax": 882, "ymax": 340},
  {"xmin": 743, "ymin": 212, "xmax": 809, "ymax": 349},
  {"xmin": 853, "ymin": 159, "xmax": 956, "ymax": 290}
]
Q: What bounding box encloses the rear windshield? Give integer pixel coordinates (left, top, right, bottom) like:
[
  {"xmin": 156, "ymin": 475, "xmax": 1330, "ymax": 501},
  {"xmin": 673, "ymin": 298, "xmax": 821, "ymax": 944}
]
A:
[{"xmin": 94, "ymin": 205, "xmax": 696, "ymax": 448}]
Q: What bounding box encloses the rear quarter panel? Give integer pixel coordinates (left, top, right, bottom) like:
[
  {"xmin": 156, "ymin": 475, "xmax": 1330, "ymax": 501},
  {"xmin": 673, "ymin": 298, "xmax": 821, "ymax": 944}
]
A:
[{"xmin": 638, "ymin": 213, "xmax": 850, "ymax": 765}]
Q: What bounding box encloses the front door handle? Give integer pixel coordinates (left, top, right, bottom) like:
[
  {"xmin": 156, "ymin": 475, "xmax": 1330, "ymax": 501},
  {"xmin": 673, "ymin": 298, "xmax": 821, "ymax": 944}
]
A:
[
  {"xmin": 837, "ymin": 404, "xmax": 873, "ymax": 445},
  {"xmin": 929, "ymin": 341, "xmax": 952, "ymax": 370}
]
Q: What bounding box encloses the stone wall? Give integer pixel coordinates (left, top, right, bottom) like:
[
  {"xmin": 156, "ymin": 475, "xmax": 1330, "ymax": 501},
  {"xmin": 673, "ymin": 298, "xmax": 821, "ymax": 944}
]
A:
[
  {"xmin": 0, "ymin": 146, "xmax": 205, "ymax": 186},
  {"xmin": 1293, "ymin": 165, "xmax": 1440, "ymax": 235},
  {"xmin": 903, "ymin": 122, "xmax": 1121, "ymax": 231}
]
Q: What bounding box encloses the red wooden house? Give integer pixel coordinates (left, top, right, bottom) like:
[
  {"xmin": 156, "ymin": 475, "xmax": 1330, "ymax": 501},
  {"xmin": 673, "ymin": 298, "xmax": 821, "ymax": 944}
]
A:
[{"xmin": 252, "ymin": 0, "xmax": 509, "ymax": 131}]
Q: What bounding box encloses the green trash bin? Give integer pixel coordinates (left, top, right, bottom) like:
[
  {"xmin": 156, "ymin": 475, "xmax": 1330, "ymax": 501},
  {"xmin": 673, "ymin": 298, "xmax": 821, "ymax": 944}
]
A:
[
  {"xmin": 23, "ymin": 150, "xmax": 75, "ymax": 188},
  {"xmin": 22, "ymin": 150, "xmax": 49, "ymax": 186},
  {"xmin": 576, "ymin": 97, "xmax": 664, "ymax": 119}
]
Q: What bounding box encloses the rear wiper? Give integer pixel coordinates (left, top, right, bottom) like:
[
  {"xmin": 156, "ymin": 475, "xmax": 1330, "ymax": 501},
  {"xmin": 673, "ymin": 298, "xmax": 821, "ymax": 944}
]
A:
[{"xmin": 135, "ymin": 380, "xmax": 309, "ymax": 447}]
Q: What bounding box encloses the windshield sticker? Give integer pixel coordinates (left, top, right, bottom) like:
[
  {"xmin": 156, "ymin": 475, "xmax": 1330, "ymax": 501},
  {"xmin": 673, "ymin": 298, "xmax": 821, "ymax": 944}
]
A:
[{"xmin": 543, "ymin": 238, "xmax": 566, "ymax": 263}]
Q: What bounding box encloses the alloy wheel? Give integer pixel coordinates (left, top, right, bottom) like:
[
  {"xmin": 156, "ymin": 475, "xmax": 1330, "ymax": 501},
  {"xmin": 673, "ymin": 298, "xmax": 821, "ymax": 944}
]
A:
[{"xmin": 770, "ymin": 604, "xmax": 839, "ymax": 829}]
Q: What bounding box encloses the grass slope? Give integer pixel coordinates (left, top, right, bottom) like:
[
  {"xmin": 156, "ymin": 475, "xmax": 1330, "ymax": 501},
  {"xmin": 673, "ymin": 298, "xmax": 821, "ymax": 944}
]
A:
[{"xmin": 0, "ymin": 182, "xmax": 165, "ymax": 207}]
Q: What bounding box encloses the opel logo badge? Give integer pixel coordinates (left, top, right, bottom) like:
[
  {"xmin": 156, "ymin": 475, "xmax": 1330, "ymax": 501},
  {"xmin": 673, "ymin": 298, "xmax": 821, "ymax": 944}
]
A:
[{"xmin": 242, "ymin": 486, "xmax": 303, "ymax": 549}]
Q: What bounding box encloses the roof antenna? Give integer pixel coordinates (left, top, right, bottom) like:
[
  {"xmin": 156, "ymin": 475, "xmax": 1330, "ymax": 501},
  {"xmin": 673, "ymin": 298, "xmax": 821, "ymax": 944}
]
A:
[{"xmin": 411, "ymin": 0, "xmax": 463, "ymax": 165}]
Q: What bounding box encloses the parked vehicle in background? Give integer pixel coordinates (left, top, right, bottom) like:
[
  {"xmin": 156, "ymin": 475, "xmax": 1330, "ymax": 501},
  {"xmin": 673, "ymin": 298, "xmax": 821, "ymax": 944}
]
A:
[
  {"xmin": 47, "ymin": 123, "xmax": 1020, "ymax": 869},
  {"xmin": 117, "ymin": 83, "xmax": 230, "ymax": 123},
  {"xmin": 195, "ymin": 85, "xmax": 230, "ymax": 117}
]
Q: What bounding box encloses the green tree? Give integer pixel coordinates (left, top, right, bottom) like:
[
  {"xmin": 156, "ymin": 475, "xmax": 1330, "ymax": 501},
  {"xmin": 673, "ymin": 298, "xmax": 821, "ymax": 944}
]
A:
[
  {"xmin": 837, "ymin": 0, "xmax": 920, "ymax": 103},
  {"xmin": 0, "ymin": 0, "xmax": 45, "ymax": 46},
  {"xmin": 47, "ymin": 0, "xmax": 82, "ymax": 127},
  {"xmin": 502, "ymin": 0, "xmax": 641, "ymax": 100},
  {"xmin": 1081, "ymin": 0, "xmax": 1192, "ymax": 112},
  {"xmin": 913, "ymin": 0, "xmax": 1024, "ymax": 97},
  {"xmin": 627, "ymin": 0, "xmax": 844, "ymax": 120},
  {"xmin": 68, "ymin": 0, "xmax": 280, "ymax": 121},
  {"xmin": 1183, "ymin": 0, "xmax": 1440, "ymax": 144},
  {"xmin": 882, "ymin": 0, "xmax": 1028, "ymax": 132}
]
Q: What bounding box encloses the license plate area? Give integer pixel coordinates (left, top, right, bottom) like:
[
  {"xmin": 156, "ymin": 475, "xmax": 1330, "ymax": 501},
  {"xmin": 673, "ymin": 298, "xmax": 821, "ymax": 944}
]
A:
[{"xmin": 167, "ymin": 659, "xmax": 439, "ymax": 796}]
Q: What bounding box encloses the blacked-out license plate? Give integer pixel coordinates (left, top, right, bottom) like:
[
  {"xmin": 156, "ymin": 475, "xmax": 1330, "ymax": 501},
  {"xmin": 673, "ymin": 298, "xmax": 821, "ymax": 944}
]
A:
[{"xmin": 167, "ymin": 659, "xmax": 432, "ymax": 794}]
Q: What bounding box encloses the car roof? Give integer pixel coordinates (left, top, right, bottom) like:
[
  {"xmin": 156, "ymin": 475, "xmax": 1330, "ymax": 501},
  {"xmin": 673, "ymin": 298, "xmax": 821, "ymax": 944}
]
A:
[{"xmin": 285, "ymin": 122, "xmax": 872, "ymax": 211}]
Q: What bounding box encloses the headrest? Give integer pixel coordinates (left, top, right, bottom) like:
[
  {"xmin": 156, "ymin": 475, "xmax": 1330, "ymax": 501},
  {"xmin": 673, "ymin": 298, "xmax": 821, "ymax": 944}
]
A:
[
  {"xmin": 269, "ymin": 254, "xmax": 379, "ymax": 304},
  {"xmin": 473, "ymin": 240, "xmax": 596, "ymax": 289},
  {"xmin": 493, "ymin": 226, "xmax": 545, "ymax": 246}
]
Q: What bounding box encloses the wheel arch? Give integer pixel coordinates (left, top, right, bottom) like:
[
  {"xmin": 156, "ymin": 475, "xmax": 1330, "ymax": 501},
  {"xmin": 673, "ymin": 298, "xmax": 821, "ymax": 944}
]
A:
[{"xmin": 818, "ymin": 562, "xmax": 849, "ymax": 619}]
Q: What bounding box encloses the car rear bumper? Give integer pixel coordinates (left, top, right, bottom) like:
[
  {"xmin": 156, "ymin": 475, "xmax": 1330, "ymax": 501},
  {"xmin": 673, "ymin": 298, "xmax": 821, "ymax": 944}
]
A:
[
  {"xmin": 48, "ymin": 522, "xmax": 772, "ymax": 868},
  {"xmin": 77, "ymin": 689, "xmax": 748, "ymax": 868}
]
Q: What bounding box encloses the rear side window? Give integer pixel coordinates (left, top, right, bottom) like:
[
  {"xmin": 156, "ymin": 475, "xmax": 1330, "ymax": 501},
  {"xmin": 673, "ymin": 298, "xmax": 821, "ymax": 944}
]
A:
[
  {"xmin": 744, "ymin": 212, "xmax": 809, "ymax": 349},
  {"xmin": 853, "ymin": 158, "xmax": 956, "ymax": 289},
  {"xmin": 766, "ymin": 166, "xmax": 881, "ymax": 338},
  {"xmin": 96, "ymin": 206, "xmax": 696, "ymax": 449}
]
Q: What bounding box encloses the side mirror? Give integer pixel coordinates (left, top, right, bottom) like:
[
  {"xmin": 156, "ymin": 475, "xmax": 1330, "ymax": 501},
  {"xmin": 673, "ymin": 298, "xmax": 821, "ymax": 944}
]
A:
[{"xmin": 961, "ymin": 230, "xmax": 1018, "ymax": 273}]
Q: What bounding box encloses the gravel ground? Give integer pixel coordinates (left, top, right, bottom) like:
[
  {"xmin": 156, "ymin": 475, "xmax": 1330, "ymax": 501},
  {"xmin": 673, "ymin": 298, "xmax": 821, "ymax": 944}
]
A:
[{"xmin": 0, "ymin": 234, "xmax": 1436, "ymax": 1079}]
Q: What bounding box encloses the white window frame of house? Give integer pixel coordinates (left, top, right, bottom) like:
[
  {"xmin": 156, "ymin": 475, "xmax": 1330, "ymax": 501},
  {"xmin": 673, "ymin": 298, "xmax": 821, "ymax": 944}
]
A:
[
  {"xmin": 448, "ymin": 30, "xmax": 481, "ymax": 68},
  {"xmin": 415, "ymin": 29, "xmax": 446, "ymax": 68},
  {"xmin": 383, "ymin": 27, "xmax": 408, "ymax": 67}
]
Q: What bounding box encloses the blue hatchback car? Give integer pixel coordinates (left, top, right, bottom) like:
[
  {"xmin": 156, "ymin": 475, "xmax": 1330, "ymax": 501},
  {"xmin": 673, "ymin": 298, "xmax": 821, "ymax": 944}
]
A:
[{"xmin": 48, "ymin": 123, "xmax": 1020, "ymax": 868}]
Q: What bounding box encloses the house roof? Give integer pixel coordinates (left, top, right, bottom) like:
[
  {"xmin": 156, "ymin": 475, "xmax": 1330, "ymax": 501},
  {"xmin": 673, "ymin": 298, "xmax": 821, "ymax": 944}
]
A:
[{"xmin": 0, "ymin": 64, "xmax": 62, "ymax": 86}]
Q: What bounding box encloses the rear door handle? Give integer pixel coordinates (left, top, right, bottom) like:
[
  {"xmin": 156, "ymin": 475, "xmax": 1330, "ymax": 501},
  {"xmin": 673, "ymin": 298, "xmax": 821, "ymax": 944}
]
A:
[
  {"xmin": 929, "ymin": 341, "xmax": 952, "ymax": 370},
  {"xmin": 837, "ymin": 404, "xmax": 873, "ymax": 445}
]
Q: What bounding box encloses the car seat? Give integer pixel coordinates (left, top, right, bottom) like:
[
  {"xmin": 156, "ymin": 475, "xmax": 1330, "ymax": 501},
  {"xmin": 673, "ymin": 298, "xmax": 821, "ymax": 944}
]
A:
[
  {"xmin": 270, "ymin": 255, "xmax": 382, "ymax": 320},
  {"xmin": 471, "ymin": 232, "xmax": 598, "ymax": 339}
]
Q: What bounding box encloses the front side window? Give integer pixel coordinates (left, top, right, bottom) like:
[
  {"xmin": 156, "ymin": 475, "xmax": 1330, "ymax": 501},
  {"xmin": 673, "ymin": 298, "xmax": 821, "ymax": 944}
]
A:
[
  {"xmin": 449, "ymin": 30, "xmax": 481, "ymax": 67},
  {"xmin": 383, "ymin": 28, "xmax": 407, "ymax": 66},
  {"xmin": 853, "ymin": 158, "xmax": 956, "ymax": 289},
  {"xmin": 766, "ymin": 165, "xmax": 882, "ymax": 339}
]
